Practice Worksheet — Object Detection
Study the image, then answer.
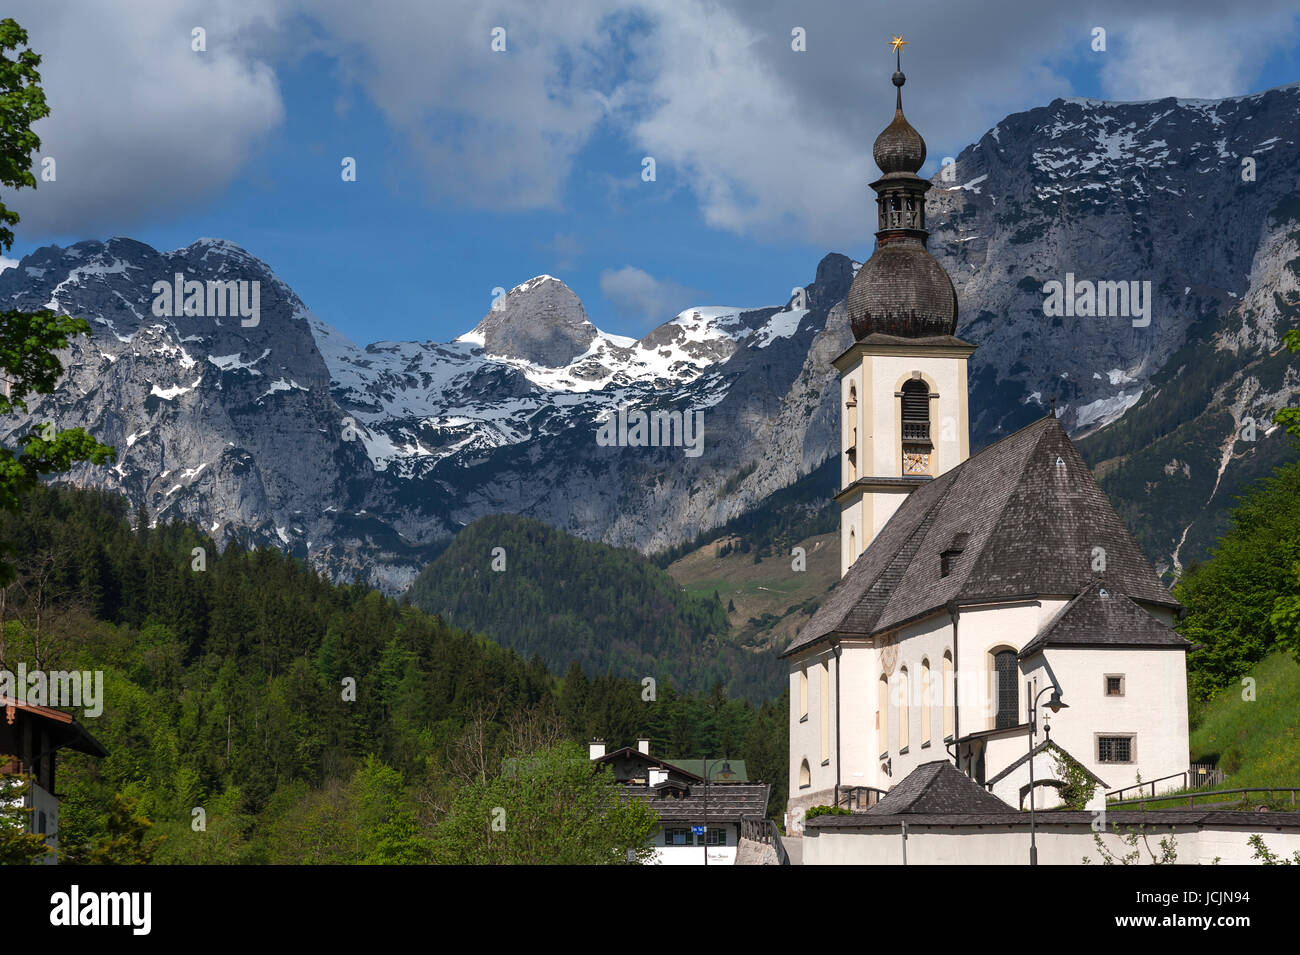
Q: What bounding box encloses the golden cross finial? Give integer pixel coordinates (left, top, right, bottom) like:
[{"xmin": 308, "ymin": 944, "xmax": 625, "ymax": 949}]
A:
[{"xmin": 890, "ymin": 34, "xmax": 907, "ymax": 54}]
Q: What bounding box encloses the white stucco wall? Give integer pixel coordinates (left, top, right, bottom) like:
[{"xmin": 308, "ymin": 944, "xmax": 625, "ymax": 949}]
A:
[
  {"xmin": 650, "ymin": 822, "xmax": 739, "ymax": 865},
  {"xmin": 836, "ymin": 346, "xmax": 971, "ymax": 575},
  {"xmin": 788, "ymin": 645, "xmax": 838, "ymax": 828},
  {"xmin": 870, "ymin": 614, "xmax": 954, "ymax": 787},
  {"xmin": 862, "ymin": 353, "xmax": 968, "ymax": 479},
  {"xmin": 986, "ymin": 748, "xmax": 1093, "ymax": 811},
  {"xmin": 790, "ymin": 595, "xmax": 1191, "ymax": 829},
  {"xmin": 1022, "ymin": 646, "xmax": 1190, "ymax": 795},
  {"xmin": 804, "ymin": 822, "xmax": 1300, "ymax": 866}
]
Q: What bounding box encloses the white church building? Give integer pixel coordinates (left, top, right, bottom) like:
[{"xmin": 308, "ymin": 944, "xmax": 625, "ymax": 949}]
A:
[{"xmin": 784, "ymin": 51, "xmax": 1192, "ymax": 836}]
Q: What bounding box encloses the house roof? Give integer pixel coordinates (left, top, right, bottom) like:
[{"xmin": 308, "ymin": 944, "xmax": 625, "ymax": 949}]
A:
[
  {"xmin": 1019, "ymin": 580, "xmax": 1190, "ymax": 657},
  {"xmin": 668, "ymin": 759, "xmax": 750, "ymax": 783},
  {"xmin": 624, "ymin": 783, "xmax": 771, "ymax": 823},
  {"xmin": 593, "ymin": 747, "xmax": 705, "ymax": 783},
  {"xmin": 784, "ymin": 415, "xmax": 1178, "ymax": 658},
  {"xmin": 984, "ymin": 739, "xmax": 1108, "ymax": 790},
  {"xmin": 0, "ymin": 696, "xmax": 108, "ymax": 758},
  {"xmin": 863, "ymin": 760, "xmax": 1015, "ymax": 815}
]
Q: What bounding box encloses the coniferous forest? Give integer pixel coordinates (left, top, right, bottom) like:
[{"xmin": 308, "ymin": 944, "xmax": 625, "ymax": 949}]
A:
[
  {"xmin": 0, "ymin": 484, "xmax": 787, "ymax": 863},
  {"xmin": 407, "ymin": 513, "xmax": 785, "ymax": 700}
]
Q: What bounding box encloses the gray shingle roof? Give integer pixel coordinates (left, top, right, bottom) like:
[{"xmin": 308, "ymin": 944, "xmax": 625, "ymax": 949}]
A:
[
  {"xmin": 624, "ymin": 783, "xmax": 770, "ymax": 822},
  {"xmin": 863, "ymin": 760, "xmax": 1015, "ymax": 815},
  {"xmin": 784, "ymin": 415, "xmax": 1178, "ymax": 657},
  {"xmin": 1019, "ymin": 580, "xmax": 1190, "ymax": 657}
]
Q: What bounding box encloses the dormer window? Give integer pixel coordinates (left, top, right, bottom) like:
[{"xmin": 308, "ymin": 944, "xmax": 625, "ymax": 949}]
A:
[{"xmin": 939, "ymin": 532, "xmax": 968, "ymax": 577}]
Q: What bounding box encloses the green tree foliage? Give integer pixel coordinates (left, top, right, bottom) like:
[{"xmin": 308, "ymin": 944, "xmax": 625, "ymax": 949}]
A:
[
  {"xmin": 1175, "ymin": 457, "xmax": 1300, "ymax": 701},
  {"xmin": 0, "ymin": 18, "xmax": 114, "ymax": 586},
  {"xmin": 1051, "ymin": 749, "xmax": 1096, "ymax": 810},
  {"xmin": 0, "ymin": 18, "xmax": 46, "ymax": 251},
  {"xmin": 406, "ymin": 513, "xmax": 782, "ymax": 699},
  {"xmin": 433, "ymin": 741, "xmax": 658, "ymax": 864},
  {"xmin": 1273, "ymin": 329, "xmax": 1300, "ymax": 439},
  {"xmin": 0, "ymin": 484, "xmax": 789, "ymax": 861},
  {"xmin": 62, "ymin": 793, "xmax": 162, "ymax": 865},
  {"xmin": 0, "ymin": 757, "xmax": 51, "ymax": 863}
]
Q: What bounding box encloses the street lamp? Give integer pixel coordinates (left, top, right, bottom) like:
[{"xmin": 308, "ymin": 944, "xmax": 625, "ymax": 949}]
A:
[{"xmin": 1027, "ymin": 679, "xmax": 1067, "ymax": 866}]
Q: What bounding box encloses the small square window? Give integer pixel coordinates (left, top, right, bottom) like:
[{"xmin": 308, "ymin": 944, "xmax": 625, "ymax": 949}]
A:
[
  {"xmin": 1098, "ymin": 735, "xmax": 1134, "ymax": 763},
  {"xmin": 1105, "ymin": 675, "xmax": 1125, "ymax": 697}
]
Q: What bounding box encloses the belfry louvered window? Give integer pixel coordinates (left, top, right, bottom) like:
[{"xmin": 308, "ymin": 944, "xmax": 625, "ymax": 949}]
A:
[
  {"xmin": 901, "ymin": 379, "xmax": 930, "ymax": 442},
  {"xmin": 994, "ymin": 651, "xmax": 1019, "ymax": 729}
]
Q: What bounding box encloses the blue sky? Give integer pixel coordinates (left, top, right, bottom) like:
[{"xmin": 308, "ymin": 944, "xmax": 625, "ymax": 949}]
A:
[{"xmin": 6, "ymin": 1, "xmax": 1300, "ymax": 345}]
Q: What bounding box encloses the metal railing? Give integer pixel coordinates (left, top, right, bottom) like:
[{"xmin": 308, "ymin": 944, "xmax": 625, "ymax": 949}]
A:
[
  {"xmin": 1106, "ymin": 771, "xmax": 1189, "ymax": 802},
  {"xmin": 1107, "ymin": 787, "xmax": 1300, "ymax": 811},
  {"xmin": 837, "ymin": 785, "xmax": 889, "ymax": 811}
]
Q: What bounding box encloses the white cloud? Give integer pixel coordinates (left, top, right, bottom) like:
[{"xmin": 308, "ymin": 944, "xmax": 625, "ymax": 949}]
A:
[
  {"xmin": 1096, "ymin": 11, "xmax": 1300, "ymax": 100},
  {"xmin": 600, "ymin": 265, "xmax": 701, "ymax": 324},
  {"xmin": 0, "ymin": 256, "xmax": 18, "ymax": 274},
  {"xmin": 301, "ymin": 0, "xmax": 625, "ymax": 211},
  {"xmin": 5, "ymin": 0, "xmax": 1298, "ymax": 247},
  {"xmin": 6, "ymin": 1, "xmax": 286, "ymax": 236}
]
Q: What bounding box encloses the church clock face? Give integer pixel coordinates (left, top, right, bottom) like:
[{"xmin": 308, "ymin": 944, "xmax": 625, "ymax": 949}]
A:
[{"xmin": 903, "ymin": 448, "xmax": 930, "ymax": 475}]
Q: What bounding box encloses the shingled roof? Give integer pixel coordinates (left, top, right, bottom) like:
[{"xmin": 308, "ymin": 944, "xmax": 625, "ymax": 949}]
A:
[
  {"xmin": 1019, "ymin": 580, "xmax": 1190, "ymax": 658},
  {"xmin": 863, "ymin": 760, "xmax": 1014, "ymax": 815},
  {"xmin": 784, "ymin": 415, "xmax": 1178, "ymax": 657},
  {"xmin": 624, "ymin": 783, "xmax": 771, "ymax": 822}
]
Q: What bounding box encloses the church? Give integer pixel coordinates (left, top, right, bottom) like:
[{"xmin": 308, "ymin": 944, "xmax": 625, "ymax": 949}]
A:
[{"xmin": 784, "ymin": 44, "xmax": 1191, "ymax": 833}]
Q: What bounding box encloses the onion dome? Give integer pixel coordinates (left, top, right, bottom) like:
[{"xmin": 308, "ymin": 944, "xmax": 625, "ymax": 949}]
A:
[
  {"xmin": 872, "ymin": 72, "xmax": 927, "ymax": 174},
  {"xmin": 847, "ymin": 40, "xmax": 958, "ymax": 340}
]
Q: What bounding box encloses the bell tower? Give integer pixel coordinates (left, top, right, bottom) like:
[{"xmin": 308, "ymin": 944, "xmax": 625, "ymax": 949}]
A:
[{"xmin": 836, "ymin": 38, "xmax": 976, "ymax": 577}]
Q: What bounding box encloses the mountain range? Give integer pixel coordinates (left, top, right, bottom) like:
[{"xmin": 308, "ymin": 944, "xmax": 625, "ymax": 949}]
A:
[{"xmin": 3, "ymin": 83, "xmax": 1299, "ymax": 591}]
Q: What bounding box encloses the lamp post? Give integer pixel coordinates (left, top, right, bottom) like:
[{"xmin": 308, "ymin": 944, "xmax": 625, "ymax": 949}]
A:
[{"xmin": 1027, "ymin": 678, "xmax": 1067, "ymax": 866}]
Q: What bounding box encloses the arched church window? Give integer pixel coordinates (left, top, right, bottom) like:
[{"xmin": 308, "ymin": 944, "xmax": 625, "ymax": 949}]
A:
[
  {"xmin": 920, "ymin": 658, "xmax": 931, "ymax": 746},
  {"xmin": 901, "ymin": 379, "xmax": 929, "ymax": 440},
  {"xmin": 846, "ymin": 385, "xmax": 858, "ymax": 481},
  {"xmin": 994, "ymin": 650, "xmax": 1019, "ymax": 729},
  {"xmin": 942, "ymin": 651, "xmax": 954, "ymax": 739},
  {"xmin": 877, "ymin": 673, "xmax": 889, "ymax": 756},
  {"xmin": 901, "ymin": 378, "xmax": 932, "ymax": 475},
  {"xmin": 898, "ymin": 666, "xmax": 910, "ymax": 750},
  {"xmin": 820, "ymin": 661, "xmax": 831, "ymax": 762},
  {"xmin": 799, "ymin": 759, "xmax": 811, "ymax": 788}
]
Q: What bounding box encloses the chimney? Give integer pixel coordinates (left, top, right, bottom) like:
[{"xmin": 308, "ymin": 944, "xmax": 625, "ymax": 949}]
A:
[
  {"xmin": 588, "ymin": 738, "xmax": 606, "ymax": 761},
  {"xmin": 637, "ymin": 737, "xmax": 650, "ymax": 756},
  {"xmin": 649, "ymin": 767, "xmax": 667, "ymax": 787}
]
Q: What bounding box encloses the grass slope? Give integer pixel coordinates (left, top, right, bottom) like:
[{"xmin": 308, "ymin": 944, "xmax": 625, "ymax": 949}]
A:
[
  {"xmin": 1189, "ymin": 651, "xmax": 1300, "ymax": 790},
  {"xmin": 668, "ymin": 530, "xmax": 838, "ymax": 653}
]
